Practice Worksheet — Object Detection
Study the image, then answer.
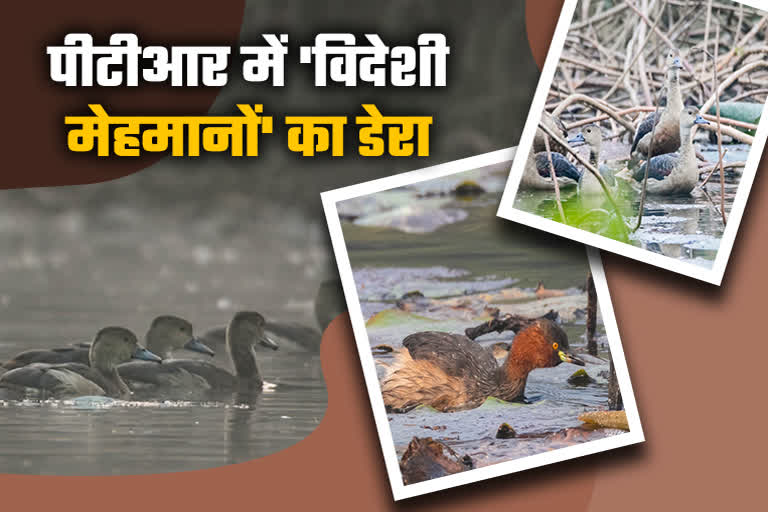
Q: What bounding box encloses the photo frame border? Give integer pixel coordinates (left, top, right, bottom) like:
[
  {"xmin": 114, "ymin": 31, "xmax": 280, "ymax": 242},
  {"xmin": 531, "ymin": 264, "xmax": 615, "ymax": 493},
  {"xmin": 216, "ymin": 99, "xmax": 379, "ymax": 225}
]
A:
[
  {"xmin": 496, "ymin": 0, "xmax": 768, "ymax": 286},
  {"xmin": 321, "ymin": 148, "xmax": 644, "ymax": 500}
]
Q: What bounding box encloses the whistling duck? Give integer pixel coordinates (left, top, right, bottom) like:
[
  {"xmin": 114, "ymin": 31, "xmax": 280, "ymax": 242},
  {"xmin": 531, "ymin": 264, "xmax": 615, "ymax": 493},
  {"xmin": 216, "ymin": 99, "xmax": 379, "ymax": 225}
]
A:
[
  {"xmin": 0, "ymin": 327, "xmax": 160, "ymax": 399},
  {"xmin": 568, "ymin": 124, "xmax": 617, "ymax": 196},
  {"xmin": 1, "ymin": 315, "xmax": 214, "ymax": 370},
  {"xmin": 630, "ymin": 107, "xmax": 709, "ymax": 195},
  {"xmin": 631, "ymin": 50, "xmax": 685, "ymax": 159},
  {"xmin": 146, "ymin": 311, "xmax": 276, "ymax": 393},
  {"xmin": 520, "ymin": 150, "xmax": 581, "ymax": 190},
  {"xmin": 380, "ymin": 319, "xmax": 584, "ymax": 413}
]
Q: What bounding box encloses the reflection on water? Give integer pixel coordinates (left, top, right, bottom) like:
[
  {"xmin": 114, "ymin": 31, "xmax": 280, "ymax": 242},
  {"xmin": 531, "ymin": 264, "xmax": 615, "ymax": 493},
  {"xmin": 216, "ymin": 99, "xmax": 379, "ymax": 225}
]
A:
[
  {"xmin": 340, "ymin": 167, "xmax": 620, "ymax": 472},
  {"xmin": 513, "ymin": 141, "xmax": 745, "ymax": 269},
  {"xmin": 0, "ymin": 352, "xmax": 326, "ymax": 475},
  {"xmin": 0, "ymin": 164, "xmax": 329, "ymax": 475}
]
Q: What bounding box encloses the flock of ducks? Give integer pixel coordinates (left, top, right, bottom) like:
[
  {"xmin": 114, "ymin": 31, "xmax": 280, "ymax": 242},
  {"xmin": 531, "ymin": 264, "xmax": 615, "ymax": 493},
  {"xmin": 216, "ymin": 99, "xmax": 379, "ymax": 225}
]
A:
[
  {"xmin": 522, "ymin": 50, "xmax": 711, "ymax": 197},
  {"xmin": 0, "ymin": 311, "xmax": 321, "ymax": 401}
]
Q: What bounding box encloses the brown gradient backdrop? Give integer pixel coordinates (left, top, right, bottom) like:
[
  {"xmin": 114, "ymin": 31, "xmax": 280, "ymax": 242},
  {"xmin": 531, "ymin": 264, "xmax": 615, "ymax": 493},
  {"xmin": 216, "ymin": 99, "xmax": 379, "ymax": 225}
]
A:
[{"xmin": 0, "ymin": 1, "xmax": 765, "ymax": 510}]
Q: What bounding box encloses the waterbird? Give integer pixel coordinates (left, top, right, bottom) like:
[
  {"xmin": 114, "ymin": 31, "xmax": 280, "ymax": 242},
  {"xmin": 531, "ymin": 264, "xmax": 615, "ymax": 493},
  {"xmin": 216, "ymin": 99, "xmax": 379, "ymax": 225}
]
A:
[
  {"xmin": 141, "ymin": 311, "xmax": 277, "ymax": 394},
  {"xmin": 520, "ymin": 150, "xmax": 582, "ymax": 190},
  {"xmin": 631, "ymin": 50, "xmax": 685, "ymax": 160},
  {"xmin": 1, "ymin": 315, "xmax": 214, "ymax": 370},
  {"xmin": 0, "ymin": 327, "xmax": 160, "ymax": 399},
  {"xmin": 627, "ymin": 107, "xmax": 710, "ymax": 195},
  {"xmin": 379, "ymin": 319, "xmax": 584, "ymax": 413},
  {"xmin": 568, "ymin": 125, "xmax": 617, "ymax": 196}
]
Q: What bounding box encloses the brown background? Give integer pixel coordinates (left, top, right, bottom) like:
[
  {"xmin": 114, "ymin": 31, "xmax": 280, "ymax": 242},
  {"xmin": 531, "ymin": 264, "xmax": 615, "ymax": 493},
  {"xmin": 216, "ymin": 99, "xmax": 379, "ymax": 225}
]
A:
[{"xmin": 1, "ymin": 0, "xmax": 766, "ymax": 509}]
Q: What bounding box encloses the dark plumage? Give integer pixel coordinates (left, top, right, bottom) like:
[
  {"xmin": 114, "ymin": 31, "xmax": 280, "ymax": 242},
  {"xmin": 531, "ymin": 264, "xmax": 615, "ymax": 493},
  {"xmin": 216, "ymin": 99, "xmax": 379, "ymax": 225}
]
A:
[
  {"xmin": 2, "ymin": 346, "xmax": 90, "ymax": 370},
  {"xmin": 0, "ymin": 327, "xmax": 160, "ymax": 399},
  {"xmin": 534, "ymin": 152, "xmax": 582, "ymax": 182},
  {"xmin": 631, "ymin": 112, "xmax": 659, "ymax": 154},
  {"xmin": 632, "ymin": 152, "xmax": 678, "ymax": 182}
]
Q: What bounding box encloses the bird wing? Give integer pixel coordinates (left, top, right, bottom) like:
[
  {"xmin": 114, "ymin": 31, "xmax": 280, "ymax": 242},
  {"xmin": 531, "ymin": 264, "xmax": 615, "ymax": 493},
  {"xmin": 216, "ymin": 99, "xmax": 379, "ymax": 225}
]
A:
[
  {"xmin": 0, "ymin": 363, "xmax": 106, "ymax": 397},
  {"xmin": 634, "ymin": 153, "xmax": 679, "ymax": 182},
  {"xmin": 534, "ymin": 152, "xmax": 581, "ymax": 181},
  {"xmin": 631, "ymin": 112, "xmax": 658, "ymax": 153},
  {"xmin": 403, "ymin": 332, "xmax": 498, "ymax": 386},
  {"xmin": 163, "ymin": 360, "xmax": 235, "ymax": 388},
  {"xmin": 119, "ymin": 361, "xmax": 211, "ymax": 390}
]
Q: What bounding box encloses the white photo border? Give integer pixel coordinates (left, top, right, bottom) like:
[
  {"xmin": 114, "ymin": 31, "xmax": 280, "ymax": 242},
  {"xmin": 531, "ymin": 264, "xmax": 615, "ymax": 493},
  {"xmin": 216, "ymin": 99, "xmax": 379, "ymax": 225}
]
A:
[
  {"xmin": 496, "ymin": 0, "xmax": 768, "ymax": 286},
  {"xmin": 321, "ymin": 148, "xmax": 644, "ymax": 501}
]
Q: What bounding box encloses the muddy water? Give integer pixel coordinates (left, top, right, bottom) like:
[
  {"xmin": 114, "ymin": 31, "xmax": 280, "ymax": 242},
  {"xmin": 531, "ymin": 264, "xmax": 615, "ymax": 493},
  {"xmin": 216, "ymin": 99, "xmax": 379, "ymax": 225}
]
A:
[
  {"xmin": 0, "ymin": 165, "xmax": 329, "ymax": 475},
  {"xmin": 340, "ymin": 167, "xmax": 621, "ymax": 473},
  {"xmin": 513, "ymin": 140, "xmax": 746, "ymax": 269}
]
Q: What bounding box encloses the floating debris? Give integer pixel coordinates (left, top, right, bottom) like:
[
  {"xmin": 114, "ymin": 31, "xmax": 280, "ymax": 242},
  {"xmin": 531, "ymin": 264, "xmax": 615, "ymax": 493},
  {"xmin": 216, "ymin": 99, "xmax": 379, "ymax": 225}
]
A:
[
  {"xmin": 578, "ymin": 411, "xmax": 629, "ymax": 431},
  {"xmin": 399, "ymin": 437, "xmax": 473, "ymax": 485},
  {"xmin": 567, "ymin": 369, "xmax": 597, "ymax": 386},
  {"xmin": 495, "ymin": 423, "xmax": 517, "ymax": 439},
  {"xmin": 452, "ymin": 180, "xmax": 486, "ymax": 197}
]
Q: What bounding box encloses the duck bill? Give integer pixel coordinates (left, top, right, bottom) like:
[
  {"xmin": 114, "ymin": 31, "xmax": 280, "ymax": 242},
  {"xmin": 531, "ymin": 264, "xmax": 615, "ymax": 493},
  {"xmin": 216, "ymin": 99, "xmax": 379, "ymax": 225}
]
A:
[
  {"xmin": 259, "ymin": 334, "xmax": 279, "ymax": 351},
  {"xmin": 694, "ymin": 115, "xmax": 710, "ymax": 125},
  {"xmin": 568, "ymin": 133, "xmax": 585, "ymax": 145},
  {"xmin": 133, "ymin": 346, "xmax": 162, "ymax": 363},
  {"xmin": 558, "ymin": 350, "xmax": 585, "ymax": 366},
  {"xmin": 184, "ymin": 337, "xmax": 215, "ymax": 356}
]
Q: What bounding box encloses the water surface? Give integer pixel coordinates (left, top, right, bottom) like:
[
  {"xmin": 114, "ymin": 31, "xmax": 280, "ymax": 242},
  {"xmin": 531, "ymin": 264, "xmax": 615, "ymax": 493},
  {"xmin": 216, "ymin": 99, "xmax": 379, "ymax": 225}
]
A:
[{"xmin": 0, "ymin": 165, "xmax": 330, "ymax": 475}]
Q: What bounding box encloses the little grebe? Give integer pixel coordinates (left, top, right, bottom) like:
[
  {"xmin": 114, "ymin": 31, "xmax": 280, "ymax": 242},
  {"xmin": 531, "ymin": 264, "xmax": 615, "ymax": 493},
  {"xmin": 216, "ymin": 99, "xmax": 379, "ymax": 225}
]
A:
[{"xmin": 381, "ymin": 319, "xmax": 584, "ymax": 413}]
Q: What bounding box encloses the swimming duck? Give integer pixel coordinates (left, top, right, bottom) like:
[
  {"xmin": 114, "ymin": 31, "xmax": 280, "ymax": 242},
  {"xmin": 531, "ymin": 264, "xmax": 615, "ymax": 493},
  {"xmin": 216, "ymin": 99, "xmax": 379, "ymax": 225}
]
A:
[
  {"xmin": 200, "ymin": 320, "xmax": 318, "ymax": 353},
  {"xmin": 631, "ymin": 50, "xmax": 685, "ymax": 160},
  {"xmin": 136, "ymin": 311, "xmax": 276, "ymax": 393},
  {"xmin": 568, "ymin": 125, "xmax": 617, "ymax": 196},
  {"xmin": 630, "ymin": 107, "xmax": 709, "ymax": 195},
  {"xmin": 0, "ymin": 327, "xmax": 160, "ymax": 399},
  {"xmin": 520, "ymin": 149, "xmax": 582, "ymax": 190},
  {"xmin": 1, "ymin": 315, "xmax": 213, "ymax": 370},
  {"xmin": 116, "ymin": 316, "xmax": 218, "ymax": 392},
  {"xmin": 380, "ymin": 319, "xmax": 584, "ymax": 413}
]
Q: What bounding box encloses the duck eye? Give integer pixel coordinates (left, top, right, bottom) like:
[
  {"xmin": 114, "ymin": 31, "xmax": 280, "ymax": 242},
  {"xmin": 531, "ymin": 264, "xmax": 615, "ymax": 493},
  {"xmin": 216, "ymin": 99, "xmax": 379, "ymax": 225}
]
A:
[{"xmin": 552, "ymin": 342, "xmax": 559, "ymax": 350}]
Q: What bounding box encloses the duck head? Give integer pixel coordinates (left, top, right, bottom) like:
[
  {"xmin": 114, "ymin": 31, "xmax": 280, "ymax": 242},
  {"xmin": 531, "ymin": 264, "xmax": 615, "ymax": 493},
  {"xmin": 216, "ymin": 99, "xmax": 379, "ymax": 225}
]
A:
[
  {"xmin": 665, "ymin": 49, "xmax": 683, "ymax": 70},
  {"xmin": 146, "ymin": 315, "xmax": 214, "ymax": 359},
  {"xmin": 569, "ymin": 124, "xmax": 602, "ymax": 148},
  {"xmin": 504, "ymin": 319, "xmax": 584, "ymax": 375},
  {"xmin": 228, "ymin": 311, "xmax": 279, "ymax": 351},
  {"xmin": 681, "ymin": 107, "xmax": 710, "ymax": 128},
  {"xmin": 89, "ymin": 326, "xmax": 161, "ymax": 372}
]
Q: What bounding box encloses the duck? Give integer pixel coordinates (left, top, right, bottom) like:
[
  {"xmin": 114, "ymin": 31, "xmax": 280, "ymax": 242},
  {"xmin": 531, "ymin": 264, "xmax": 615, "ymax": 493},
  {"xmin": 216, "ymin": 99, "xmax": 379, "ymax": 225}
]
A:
[
  {"xmin": 0, "ymin": 327, "xmax": 160, "ymax": 399},
  {"xmin": 1, "ymin": 315, "xmax": 213, "ymax": 370},
  {"xmin": 133, "ymin": 311, "xmax": 276, "ymax": 394},
  {"xmin": 199, "ymin": 320, "xmax": 317, "ymax": 353},
  {"xmin": 631, "ymin": 50, "xmax": 685, "ymax": 160},
  {"xmin": 115, "ymin": 316, "xmax": 221, "ymax": 392},
  {"xmin": 567, "ymin": 124, "xmax": 617, "ymax": 196},
  {"xmin": 629, "ymin": 107, "xmax": 709, "ymax": 195},
  {"xmin": 533, "ymin": 112, "xmax": 569, "ymax": 155},
  {"xmin": 520, "ymin": 149, "xmax": 582, "ymax": 190},
  {"xmin": 380, "ymin": 318, "xmax": 584, "ymax": 413}
]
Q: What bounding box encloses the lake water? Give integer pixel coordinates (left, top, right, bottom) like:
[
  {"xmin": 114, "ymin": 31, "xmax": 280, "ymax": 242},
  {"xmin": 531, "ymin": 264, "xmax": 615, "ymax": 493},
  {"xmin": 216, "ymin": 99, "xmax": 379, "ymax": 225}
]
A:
[
  {"xmin": 339, "ymin": 167, "xmax": 623, "ymax": 476},
  {"xmin": 513, "ymin": 140, "xmax": 745, "ymax": 269},
  {"xmin": 0, "ymin": 163, "xmax": 330, "ymax": 475}
]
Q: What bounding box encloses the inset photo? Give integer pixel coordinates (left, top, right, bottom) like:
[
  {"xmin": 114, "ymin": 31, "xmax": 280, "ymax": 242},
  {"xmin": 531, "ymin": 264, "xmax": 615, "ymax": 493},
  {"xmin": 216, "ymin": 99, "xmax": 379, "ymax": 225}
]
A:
[
  {"xmin": 322, "ymin": 149, "xmax": 643, "ymax": 500},
  {"xmin": 497, "ymin": 0, "xmax": 768, "ymax": 285}
]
